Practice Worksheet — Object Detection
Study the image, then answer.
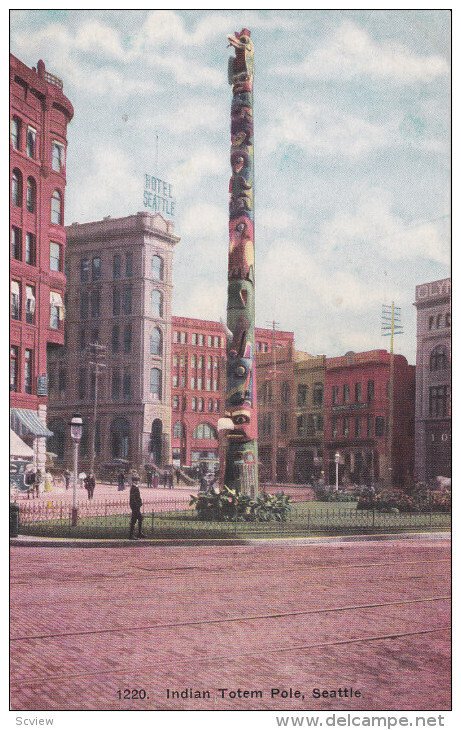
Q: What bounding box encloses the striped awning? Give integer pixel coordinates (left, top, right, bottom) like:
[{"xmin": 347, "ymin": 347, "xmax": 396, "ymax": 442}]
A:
[{"xmin": 10, "ymin": 408, "xmax": 53, "ymax": 438}]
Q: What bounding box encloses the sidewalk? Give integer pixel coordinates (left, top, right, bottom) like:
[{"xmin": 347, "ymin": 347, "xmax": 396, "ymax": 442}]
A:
[{"xmin": 13, "ymin": 480, "xmax": 198, "ymax": 505}]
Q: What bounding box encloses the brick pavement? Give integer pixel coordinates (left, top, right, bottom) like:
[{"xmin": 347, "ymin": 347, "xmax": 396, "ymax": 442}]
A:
[{"xmin": 10, "ymin": 539, "xmax": 450, "ymax": 711}]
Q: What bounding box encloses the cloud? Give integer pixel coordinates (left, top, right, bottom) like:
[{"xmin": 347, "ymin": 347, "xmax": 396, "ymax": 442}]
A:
[
  {"xmin": 263, "ymin": 102, "xmax": 393, "ymax": 158},
  {"xmin": 274, "ymin": 20, "xmax": 449, "ymax": 84},
  {"xmin": 258, "ymin": 208, "xmax": 298, "ymax": 231},
  {"xmin": 320, "ymin": 189, "xmax": 450, "ymax": 265},
  {"xmin": 180, "ymin": 203, "xmax": 226, "ymax": 238},
  {"xmin": 170, "ymin": 148, "xmax": 227, "ymax": 195}
]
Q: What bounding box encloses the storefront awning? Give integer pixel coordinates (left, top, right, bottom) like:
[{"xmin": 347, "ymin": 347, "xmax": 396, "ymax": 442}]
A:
[
  {"xmin": 10, "ymin": 408, "xmax": 53, "ymax": 438},
  {"xmin": 10, "ymin": 429, "xmax": 34, "ymax": 458}
]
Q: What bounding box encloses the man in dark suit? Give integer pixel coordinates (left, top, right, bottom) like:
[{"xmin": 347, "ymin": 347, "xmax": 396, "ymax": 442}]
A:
[{"xmin": 129, "ymin": 472, "xmax": 146, "ymax": 540}]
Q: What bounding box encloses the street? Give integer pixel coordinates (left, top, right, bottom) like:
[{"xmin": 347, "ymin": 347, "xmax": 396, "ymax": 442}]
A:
[{"xmin": 10, "ymin": 538, "xmax": 450, "ymax": 711}]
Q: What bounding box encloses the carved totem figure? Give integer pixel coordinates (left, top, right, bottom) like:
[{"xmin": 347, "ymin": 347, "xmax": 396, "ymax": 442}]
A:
[{"xmin": 224, "ymin": 28, "xmax": 258, "ymax": 496}]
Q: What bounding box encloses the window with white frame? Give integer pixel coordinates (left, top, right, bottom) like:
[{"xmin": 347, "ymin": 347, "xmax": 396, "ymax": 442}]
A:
[{"xmin": 52, "ymin": 141, "xmax": 65, "ymax": 172}]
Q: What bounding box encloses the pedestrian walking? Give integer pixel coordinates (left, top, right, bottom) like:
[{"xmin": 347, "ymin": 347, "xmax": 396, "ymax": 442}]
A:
[
  {"xmin": 162, "ymin": 469, "xmax": 168, "ymax": 489},
  {"xmin": 64, "ymin": 469, "xmax": 71, "ymax": 490},
  {"xmin": 145, "ymin": 465, "xmax": 153, "ymax": 489},
  {"xmin": 152, "ymin": 470, "xmax": 159, "ymax": 489},
  {"xmin": 87, "ymin": 473, "xmax": 95, "ymax": 499},
  {"xmin": 117, "ymin": 471, "xmax": 125, "ymax": 491},
  {"xmin": 34, "ymin": 469, "xmax": 42, "ymax": 498},
  {"xmin": 175, "ymin": 468, "xmax": 181, "ymax": 486},
  {"xmin": 168, "ymin": 467, "xmax": 174, "ymax": 490},
  {"xmin": 129, "ymin": 471, "xmax": 145, "ymax": 540}
]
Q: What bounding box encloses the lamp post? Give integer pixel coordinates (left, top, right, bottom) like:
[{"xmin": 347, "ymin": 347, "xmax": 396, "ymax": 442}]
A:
[
  {"xmin": 334, "ymin": 451, "xmax": 340, "ymax": 492},
  {"xmin": 70, "ymin": 414, "xmax": 83, "ymax": 526}
]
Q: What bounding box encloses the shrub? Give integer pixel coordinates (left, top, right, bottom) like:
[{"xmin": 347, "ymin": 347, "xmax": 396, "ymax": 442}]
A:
[{"xmin": 190, "ymin": 487, "xmax": 292, "ymax": 522}]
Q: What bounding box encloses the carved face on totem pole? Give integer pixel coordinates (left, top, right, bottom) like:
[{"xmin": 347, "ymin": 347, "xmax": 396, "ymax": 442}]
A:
[{"xmin": 225, "ymin": 313, "xmax": 257, "ymax": 441}]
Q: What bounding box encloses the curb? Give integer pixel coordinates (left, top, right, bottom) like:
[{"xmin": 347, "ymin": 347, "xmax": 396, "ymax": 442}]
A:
[{"xmin": 10, "ymin": 531, "xmax": 450, "ymax": 548}]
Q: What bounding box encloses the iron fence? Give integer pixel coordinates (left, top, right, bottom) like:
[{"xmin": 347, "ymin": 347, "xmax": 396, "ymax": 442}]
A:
[{"xmin": 16, "ymin": 500, "xmax": 451, "ymax": 540}]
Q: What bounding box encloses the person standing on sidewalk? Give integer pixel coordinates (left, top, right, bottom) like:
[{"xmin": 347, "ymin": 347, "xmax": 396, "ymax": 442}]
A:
[{"xmin": 129, "ymin": 471, "xmax": 146, "ymax": 540}]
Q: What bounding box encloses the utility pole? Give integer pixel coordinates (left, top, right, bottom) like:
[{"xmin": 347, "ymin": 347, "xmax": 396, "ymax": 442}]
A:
[
  {"xmin": 381, "ymin": 302, "xmax": 403, "ymax": 488},
  {"xmin": 267, "ymin": 320, "xmax": 280, "ymax": 490},
  {"xmin": 88, "ymin": 342, "xmax": 107, "ymax": 476}
]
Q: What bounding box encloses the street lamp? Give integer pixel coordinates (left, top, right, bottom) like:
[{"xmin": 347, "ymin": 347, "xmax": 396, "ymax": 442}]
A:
[
  {"xmin": 334, "ymin": 452, "xmax": 340, "ymax": 492},
  {"xmin": 70, "ymin": 414, "xmax": 83, "ymax": 526}
]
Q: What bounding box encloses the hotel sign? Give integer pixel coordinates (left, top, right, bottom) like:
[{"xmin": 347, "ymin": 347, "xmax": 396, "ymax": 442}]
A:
[
  {"xmin": 415, "ymin": 279, "xmax": 451, "ymax": 301},
  {"xmin": 143, "ymin": 174, "xmax": 175, "ymax": 217}
]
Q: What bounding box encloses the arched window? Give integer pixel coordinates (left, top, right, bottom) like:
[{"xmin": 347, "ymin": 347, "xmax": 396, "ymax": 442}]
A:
[
  {"xmin": 152, "ymin": 255, "xmax": 164, "ymax": 281},
  {"xmin": 193, "ymin": 423, "xmax": 218, "ymax": 440},
  {"xmin": 11, "ymin": 117, "xmax": 21, "ymax": 149},
  {"xmin": 173, "ymin": 421, "xmax": 185, "ymax": 438},
  {"xmin": 26, "ymin": 177, "xmax": 36, "ymax": 212},
  {"xmin": 430, "ymin": 346, "xmax": 448, "ymax": 371},
  {"xmin": 110, "ymin": 417, "xmax": 131, "ymax": 459},
  {"xmin": 436, "ymin": 314, "xmax": 443, "ymax": 329},
  {"xmin": 150, "ymin": 367, "xmax": 162, "ymax": 399},
  {"xmin": 151, "ymin": 289, "xmax": 163, "ymax": 317},
  {"xmin": 150, "ymin": 327, "xmax": 163, "ymax": 356},
  {"xmin": 12, "ymin": 169, "xmax": 22, "ymax": 206},
  {"xmin": 47, "ymin": 418, "xmax": 66, "ymax": 461},
  {"xmin": 51, "ymin": 190, "xmax": 62, "ymax": 225},
  {"xmin": 313, "ymin": 382, "xmax": 324, "ymax": 406}
]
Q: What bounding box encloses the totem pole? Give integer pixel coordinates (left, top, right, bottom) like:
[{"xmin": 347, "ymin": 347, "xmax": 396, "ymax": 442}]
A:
[{"xmin": 223, "ymin": 28, "xmax": 258, "ymax": 497}]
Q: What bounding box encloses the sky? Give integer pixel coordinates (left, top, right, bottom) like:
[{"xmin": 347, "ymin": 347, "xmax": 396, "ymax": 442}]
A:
[{"xmin": 9, "ymin": 9, "xmax": 451, "ymax": 364}]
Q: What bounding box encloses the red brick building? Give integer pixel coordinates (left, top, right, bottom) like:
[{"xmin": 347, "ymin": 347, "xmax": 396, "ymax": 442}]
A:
[
  {"xmin": 170, "ymin": 317, "xmax": 294, "ymax": 471},
  {"xmin": 324, "ymin": 350, "xmax": 415, "ymax": 487},
  {"xmin": 10, "ymin": 55, "xmax": 73, "ymax": 469}
]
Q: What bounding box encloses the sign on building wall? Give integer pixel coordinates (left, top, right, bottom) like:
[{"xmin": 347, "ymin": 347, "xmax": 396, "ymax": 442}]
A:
[
  {"xmin": 143, "ymin": 174, "xmax": 176, "ymax": 217},
  {"xmin": 37, "ymin": 375, "xmax": 48, "ymax": 396}
]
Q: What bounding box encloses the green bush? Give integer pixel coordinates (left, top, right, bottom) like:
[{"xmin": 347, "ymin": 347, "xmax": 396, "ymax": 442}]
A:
[{"xmin": 189, "ymin": 487, "xmax": 292, "ymax": 522}]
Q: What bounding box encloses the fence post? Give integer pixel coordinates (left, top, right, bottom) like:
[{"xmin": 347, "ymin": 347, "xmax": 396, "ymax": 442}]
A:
[
  {"xmin": 372, "ymin": 507, "xmax": 375, "ymax": 529},
  {"xmin": 151, "ymin": 510, "xmax": 154, "ymax": 534}
]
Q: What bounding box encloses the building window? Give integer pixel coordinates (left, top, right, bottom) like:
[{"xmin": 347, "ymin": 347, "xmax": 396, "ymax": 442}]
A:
[
  {"xmin": 150, "ymin": 328, "xmax": 162, "ymax": 356},
  {"xmin": 445, "ymin": 312, "xmax": 451, "ymax": 328},
  {"xmin": 343, "ymin": 417, "xmax": 349, "ymax": 437},
  {"xmin": 111, "ymin": 369, "xmax": 121, "ymax": 400},
  {"xmin": 191, "ymin": 354, "xmax": 196, "ymax": 368},
  {"xmin": 429, "ymin": 386, "xmax": 448, "ymax": 417},
  {"xmin": 25, "ymin": 233, "xmax": 36, "ymax": 265},
  {"xmin": 215, "ymin": 400, "xmax": 220, "ymax": 412},
  {"xmin": 198, "ymin": 334, "xmax": 204, "ymax": 346},
  {"xmin": 281, "ymin": 412, "xmax": 288, "ymax": 434},
  {"xmin": 375, "ymin": 416, "xmax": 385, "ymax": 438},
  {"xmin": 332, "ymin": 385, "xmax": 339, "ymax": 405},
  {"xmin": 343, "ymin": 384, "xmax": 350, "ymax": 403},
  {"xmin": 25, "ymin": 286, "xmax": 36, "ymax": 324},
  {"xmin": 150, "ymin": 368, "xmax": 162, "ymax": 399},
  {"xmin": 430, "ymin": 346, "xmax": 448, "ymax": 371},
  {"xmin": 197, "ymin": 377, "xmax": 203, "ymax": 390},
  {"xmin": 332, "ymin": 417, "xmax": 338, "ymax": 438},
  {"xmin": 355, "ymin": 417, "xmax": 361, "ymax": 437},
  {"xmin": 111, "ymin": 325, "xmax": 120, "ymax": 353},
  {"xmin": 26, "ymin": 177, "xmax": 36, "ymax": 212},
  {"xmin": 80, "ymin": 291, "xmax": 89, "ymax": 320},
  {"xmin": 51, "ymin": 190, "xmax": 62, "ymax": 225},
  {"xmin": 172, "ymin": 396, "xmax": 179, "ymax": 410},
  {"xmin": 92, "ymin": 256, "xmax": 101, "ymax": 281},
  {"xmin": 10, "ymin": 346, "xmax": 19, "ymax": 391},
  {"xmin": 367, "ymin": 380, "xmax": 375, "ymax": 402},
  {"xmin": 90, "ymin": 288, "xmax": 100, "ymax": 318},
  {"xmin": 123, "ymin": 285, "xmax": 132, "ymax": 315},
  {"xmin": 110, "ymin": 418, "xmax": 130, "ymax": 459},
  {"xmin": 366, "ymin": 416, "xmax": 373, "ymax": 437},
  {"xmin": 191, "ymin": 333, "xmax": 197, "ymax": 345},
  {"xmin": 173, "ymin": 421, "xmax": 184, "ymax": 439},
  {"xmin": 123, "ymin": 372, "xmax": 131, "ymax": 400},
  {"xmin": 125, "ymin": 252, "xmax": 133, "ymax": 278},
  {"xmin": 151, "ymin": 289, "xmax": 163, "ymax": 317},
  {"xmin": 11, "ymin": 227, "xmax": 21, "ymax": 260},
  {"xmin": 355, "ymin": 383, "xmax": 362, "ymax": 402},
  {"xmin": 173, "ymin": 331, "xmax": 178, "ymax": 344},
  {"xmin": 24, "ymin": 349, "xmax": 33, "ymax": 394},
  {"xmin": 180, "ymin": 331, "xmax": 187, "ymax": 344},
  {"xmin": 80, "ymin": 258, "xmax": 90, "ymax": 282},
  {"xmin": 11, "ymin": 117, "xmax": 21, "ymax": 149},
  {"xmin": 50, "ymin": 303, "xmax": 60, "ymax": 330},
  {"xmin": 315, "ymin": 414, "xmax": 324, "ymax": 431},
  {"xmin": 52, "ymin": 141, "xmax": 64, "ymax": 172},
  {"xmin": 297, "ymin": 384, "xmax": 308, "ymax": 406},
  {"xmin": 198, "ymin": 355, "xmax": 204, "ymax": 369},
  {"xmin": 198, "ymin": 398, "xmax": 204, "ymax": 412},
  {"xmin": 50, "ymin": 241, "xmax": 62, "ymax": 271},
  {"xmin": 313, "ymin": 383, "xmax": 323, "ymax": 406},
  {"xmin": 152, "ymin": 255, "xmax": 164, "ymax": 280},
  {"xmin": 113, "ymin": 254, "xmax": 121, "ymax": 279},
  {"xmin": 191, "ymin": 397, "xmax": 197, "ymax": 411},
  {"xmin": 113, "ymin": 288, "xmax": 121, "ymax": 316},
  {"xmin": 281, "ymin": 381, "xmax": 290, "ymax": 404},
  {"xmin": 26, "ymin": 127, "xmax": 36, "ymax": 158},
  {"xmin": 436, "ymin": 314, "xmax": 443, "ymax": 328},
  {"xmin": 193, "ymin": 423, "xmax": 217, "ymax": 439},
  {"xmin": 208, "ymin": 398, "xmax": 214, "ymax": 413},
  {"xmin": 206, "ymin": 378, "xmax": 211, "ymax": 391},
  {"xmin": 11, "ymin": 281, "xmax": 21, "ymax": 320},
  {"xmin": 172, "ymin": 375, "xmax": 178, "ymax": 387},
  {"xmin": 12, "ymin": 169, "xmax": 22, "ymax": 206},
  {"xmin": 124, "ymin": 324, "xmax": 132, "ymax": 353}
]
